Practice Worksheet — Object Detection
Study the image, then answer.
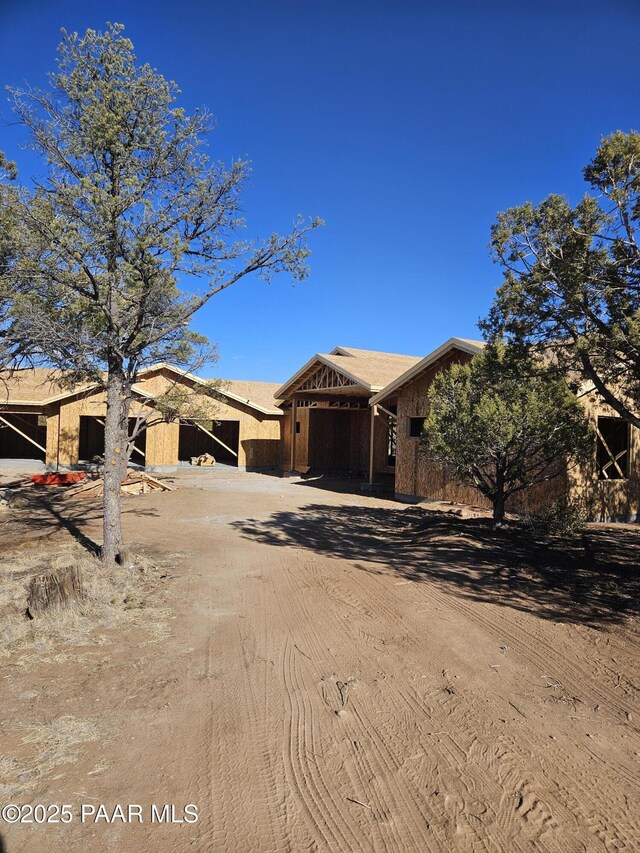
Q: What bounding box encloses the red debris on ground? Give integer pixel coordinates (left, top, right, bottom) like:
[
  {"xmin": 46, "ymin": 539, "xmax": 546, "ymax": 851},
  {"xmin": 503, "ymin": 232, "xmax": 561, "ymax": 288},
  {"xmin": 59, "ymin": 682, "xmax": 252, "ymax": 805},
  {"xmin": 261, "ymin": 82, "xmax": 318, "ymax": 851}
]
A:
[{"xmin": 31, "ymin": 472, "xmax": 86, "ymax": 486}]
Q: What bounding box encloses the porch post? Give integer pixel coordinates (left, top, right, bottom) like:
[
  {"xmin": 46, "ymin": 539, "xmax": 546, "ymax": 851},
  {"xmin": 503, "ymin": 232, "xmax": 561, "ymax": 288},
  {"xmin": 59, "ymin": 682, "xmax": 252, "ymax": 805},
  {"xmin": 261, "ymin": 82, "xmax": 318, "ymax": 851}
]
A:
[
  {"xmin": 368, "ymin": 404, "xmax": 377, "ymax": 484},
  {"xmin": 290, "ymin": 399, "xmax": 297, "ymax": 473}
]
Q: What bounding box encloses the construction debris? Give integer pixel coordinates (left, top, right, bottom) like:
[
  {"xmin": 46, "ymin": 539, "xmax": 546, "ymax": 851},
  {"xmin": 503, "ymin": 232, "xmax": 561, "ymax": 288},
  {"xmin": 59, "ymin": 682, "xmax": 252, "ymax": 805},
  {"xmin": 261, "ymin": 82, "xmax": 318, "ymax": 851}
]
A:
[
  {"xmin": 191, "ymin": 453, "xmax": 215, "ymax": 466},
  {"xmin": 67, "ymin": 470, "xmax": 175, "ymax": 499},
  {"xmin": 0, "ymin": 488, "xmax": 14, "ymax": 507},
  {"xmin": 31, "ymin": 472, "xmax": 86, "ymax": 486}
]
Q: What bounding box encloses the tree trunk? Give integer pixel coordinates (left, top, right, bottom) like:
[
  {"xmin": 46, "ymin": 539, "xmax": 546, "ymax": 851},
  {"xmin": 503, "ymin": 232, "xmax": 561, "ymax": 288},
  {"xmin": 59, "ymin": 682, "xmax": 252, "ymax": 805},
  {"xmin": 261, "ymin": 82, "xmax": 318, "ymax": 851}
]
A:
[
  {"xmin": 102, "ymin": 368, "xmax": 130, "ymax": 566},
  {"xmin": 492, "ymin": 467, "xmax": 506, "ymax": 529}
]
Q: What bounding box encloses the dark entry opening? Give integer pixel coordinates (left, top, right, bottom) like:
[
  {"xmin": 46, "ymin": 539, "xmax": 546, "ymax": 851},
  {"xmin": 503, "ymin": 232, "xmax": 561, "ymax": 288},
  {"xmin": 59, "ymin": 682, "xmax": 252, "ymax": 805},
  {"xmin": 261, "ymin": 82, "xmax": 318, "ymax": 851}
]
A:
[
  {"xmin": 0, "ymin": 414, "xmax": 46, "ymax": 461},
  {"xmin": 597, "ymin": 416, "xmax": 630, "ymax": 480},
  {"xmin": 78, "ymin": 417, "xmax": 147, "ymax": 463},
  {"xmin": 178, "ymin": 420, "xmax": 239, "ymax": 465}
]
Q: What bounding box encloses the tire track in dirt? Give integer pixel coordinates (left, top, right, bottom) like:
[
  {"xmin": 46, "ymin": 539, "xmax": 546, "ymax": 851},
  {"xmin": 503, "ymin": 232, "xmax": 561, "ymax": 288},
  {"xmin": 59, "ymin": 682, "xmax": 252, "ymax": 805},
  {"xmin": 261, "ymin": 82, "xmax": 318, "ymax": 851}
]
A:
[
  {"xmin": 349, "ymin": 569, "xmax": 640, "ymax": 848},
  {"xmin": 280, "ymin": 558, "xmax": 528, "ymax": 849},
  {"xmin": 202, "ymin": 563, "xmax": 293, "ymax": 852},
  {"xmin": 283, "ymin": 556, "xmax": 564, "ymax": 850},
  {"xmin": 352, "ymin": 561, "xmax": 639, "ymax": 735},
  {"xmin": 285, "ymin": 553, "xmax": 640, "ymax": 850},
  {"xmin": 273, "ymin": 555, "xmax": 437, "ymax": 852},
  {"xmin": 280, "ymin": 638, "xmax": 370, "ymax": 852},
  {"xmin": 407, "ymin": 569, "xmax": 636, "ymax": 724},
  {"xmin": 172, "ymin": 484, "xmax": 639, "ymax": 852},
  {"xmin": 317, "ymin": 592, "xmax": 566, "ymax": 850}
]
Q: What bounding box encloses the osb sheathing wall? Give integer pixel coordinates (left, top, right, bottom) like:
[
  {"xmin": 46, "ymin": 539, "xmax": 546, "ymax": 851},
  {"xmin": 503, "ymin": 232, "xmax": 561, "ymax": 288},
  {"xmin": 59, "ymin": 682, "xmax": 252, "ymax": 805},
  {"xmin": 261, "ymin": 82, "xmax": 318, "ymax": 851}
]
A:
[
  {"xmin": 48, "ymin": 367, "xmax": 283, "ymax": 469},
  {"xmin": 372, "ymin": 410, "xmax": 394, "ymax": 475},
  {"xmin": 307, "ymin": 409, "xmax": 371, "ymax": 471},
  {"xmin": 141, "ymin": 368, "xmax": 283, "ymax": 468},
  {"xmin": 281, "ymin": 407, "xmax": 310, "ymax": 470},
  {"xmin": 393, "ymin": 350, "xmax": 640, "ymax": 519},
  {"xmin": 52, "ymin": 391, "xmax": 159, "ymax": 467},
  {"xmin": 395, "ymin": 351, "xmax": 481, "ymax": 505},
  {"xmin": 569, "ymin": 393, "xmax": 640, "ymax": 522}
]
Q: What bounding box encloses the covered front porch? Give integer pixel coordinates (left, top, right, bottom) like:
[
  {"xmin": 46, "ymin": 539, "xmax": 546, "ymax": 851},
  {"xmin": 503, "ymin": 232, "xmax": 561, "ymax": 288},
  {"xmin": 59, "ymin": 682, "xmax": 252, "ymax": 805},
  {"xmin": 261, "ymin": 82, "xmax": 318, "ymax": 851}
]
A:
[{"xmin": 277, "ymin": 352, "xmax": 398, "ymax": 481}]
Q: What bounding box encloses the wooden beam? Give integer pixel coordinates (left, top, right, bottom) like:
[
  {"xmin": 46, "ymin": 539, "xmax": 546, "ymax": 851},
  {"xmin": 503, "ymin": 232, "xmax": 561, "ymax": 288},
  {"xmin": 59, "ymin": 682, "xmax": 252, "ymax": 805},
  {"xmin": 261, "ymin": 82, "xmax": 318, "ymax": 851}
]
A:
[
  {"xmin": 597, "ymin": 426, "xmax": 626, "ymax": 479},
  {"xmin": 292, "ymin": 393, "xmax": 368, "ymax": 405},
  {"xmin": 369, "ymin": 404, "xmax": 377, "ymax": 485},
  {"xmin": 377, "ymin": 404, "xmax": 397, "ymax": 421},
  {"xmin": 290, "ymin": 399, "xmax": 298, "ymax": 472},
  {"xmin": 190, "ymin": 420, "xmax": 238, "ymax": 458},
  {"xmin": 299, "ymin": 363, "xmax": 356, "ymax": 391},
  {"xmin": 0, "ymin": 414, "xmax": 46, "ymax": 454}
]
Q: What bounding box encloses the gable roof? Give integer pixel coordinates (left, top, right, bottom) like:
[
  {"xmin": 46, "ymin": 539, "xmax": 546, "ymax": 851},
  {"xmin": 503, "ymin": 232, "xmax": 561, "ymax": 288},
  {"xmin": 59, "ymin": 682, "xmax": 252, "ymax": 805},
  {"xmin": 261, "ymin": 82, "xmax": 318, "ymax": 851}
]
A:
[
  {"xmin": 0, "ymin": 368, "xmax": 88, "ymax": 405},
  {"xmin": 370, "ymin": 337, "xmax": 485, "ymax": 405},
  {"xmin": 0, "ymin": 364, "xmax": 284, "ymax": 416},
  {"xmin": 221, "ymin": 380, "xmax": 283, "ymax": 414},
  {"xmin": 276, "ymin": 346, "xmax": 423, "ymax": 399},
  {"xmin": 134, "ymin": 365, "xmax": 284, "ymax": 416}
]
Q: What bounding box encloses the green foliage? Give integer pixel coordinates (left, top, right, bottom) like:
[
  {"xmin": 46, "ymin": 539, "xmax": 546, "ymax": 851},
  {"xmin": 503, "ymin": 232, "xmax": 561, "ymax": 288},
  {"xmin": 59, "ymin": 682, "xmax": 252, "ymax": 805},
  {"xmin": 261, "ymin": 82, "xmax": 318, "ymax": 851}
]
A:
[
  {"xmin": 0, "ymin": 153, "xmax": 17, "ymax": 182},
  {"xmin": 0, "ymin": 153, "xmax": 22, "ymax": 366},
  {"xmin": 151, "ymin": 378, "xmax": 226, "ymax": 423},
  {"xmin": 420, "ymin": 347, "xmax": 593, "ymax": 525},
  {"xmin": 482, "ymin": 130, "xmax": 640, "ymax": 428},
  {"xmin": 523, "ymin": 494, "xmax": 591, "ymax": 537}
]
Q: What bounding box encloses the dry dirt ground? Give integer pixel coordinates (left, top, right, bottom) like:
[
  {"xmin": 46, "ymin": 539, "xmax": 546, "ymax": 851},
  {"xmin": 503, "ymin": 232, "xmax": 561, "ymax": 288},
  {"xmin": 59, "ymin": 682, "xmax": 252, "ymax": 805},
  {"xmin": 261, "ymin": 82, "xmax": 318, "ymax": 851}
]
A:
[{"xmin": 0, "ymin": 466, "xmax": 639, "ymax": 853}]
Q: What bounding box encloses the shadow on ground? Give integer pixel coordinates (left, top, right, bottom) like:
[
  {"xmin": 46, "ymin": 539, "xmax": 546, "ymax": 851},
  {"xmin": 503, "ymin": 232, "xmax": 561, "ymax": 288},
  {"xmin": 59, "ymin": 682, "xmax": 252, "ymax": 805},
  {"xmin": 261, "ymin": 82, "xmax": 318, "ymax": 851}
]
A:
[
  {"xmin": 0, "ymin": 486, "xmax": 159, "ymax": 557},
  {"xmin": 293, "ymin": 473, "xmax": 395, "ymax": 496},
  {"xmin": 233, "ymin": 503, "xmax": 640, "ymax": 628}
]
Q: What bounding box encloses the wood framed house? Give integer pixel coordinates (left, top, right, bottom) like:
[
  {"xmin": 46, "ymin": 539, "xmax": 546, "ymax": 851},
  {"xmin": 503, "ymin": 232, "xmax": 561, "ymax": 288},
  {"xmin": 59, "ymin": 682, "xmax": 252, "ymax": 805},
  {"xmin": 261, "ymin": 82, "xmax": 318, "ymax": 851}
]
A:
[
  {"xmin": 2, "ymin": 340, "xmax": 638, "ymax": 520},
  {"xmin": 275, "ymin": 346, "xmax": 422, "ymax": 476},
  {"xmin": 370, "ymin": 337, "xmax": 640, "ymax": 522}
]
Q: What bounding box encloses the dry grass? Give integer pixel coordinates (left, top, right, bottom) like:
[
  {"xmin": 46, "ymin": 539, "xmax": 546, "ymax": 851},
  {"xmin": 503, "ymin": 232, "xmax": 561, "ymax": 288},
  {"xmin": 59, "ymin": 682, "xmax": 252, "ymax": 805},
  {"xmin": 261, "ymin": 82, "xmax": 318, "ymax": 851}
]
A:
[
  {"xmin": 0, "ymin": 715, "xmax": 104, "ymax": 798},
  {"xmin": 0, "ymin": 544, "xmax": 173, "ymax": 797},
  {"xmin": 0, "ymin": 542, "xmax": 173, "ymax": 663}
]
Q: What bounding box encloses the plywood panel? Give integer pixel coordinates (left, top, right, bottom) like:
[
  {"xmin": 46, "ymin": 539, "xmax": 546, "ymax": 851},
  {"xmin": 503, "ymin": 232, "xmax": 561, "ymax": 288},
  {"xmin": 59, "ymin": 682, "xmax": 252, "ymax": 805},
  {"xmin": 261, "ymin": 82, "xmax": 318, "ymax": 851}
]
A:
[
  {"xmin": 296, "ymin": 408, "xmax": 310, "ymax": 470},
  {"xmin": 303, "ymin": 409, "xmax": 371, "ymax": 473},
  {"xmin": 240, "ymin": 418, "xmax": 282, "ymax": 468},
  {"xmin": 568, "ymin": 393, "xmax": 640, "ymax": 521},
  {"xmin": 372, "ymin": 410, "xmax": 393, "ymax": 475},
  {"xmin": 46, "ymin": 413, "xmax": 60, "ymax": 467},
  {"xmin": 395, "ymin": 350, "xmax": 472, "ymax": 500},
  {"xmin": 146, "ymin": 420, "xmax": 180, "ymax": 467}
]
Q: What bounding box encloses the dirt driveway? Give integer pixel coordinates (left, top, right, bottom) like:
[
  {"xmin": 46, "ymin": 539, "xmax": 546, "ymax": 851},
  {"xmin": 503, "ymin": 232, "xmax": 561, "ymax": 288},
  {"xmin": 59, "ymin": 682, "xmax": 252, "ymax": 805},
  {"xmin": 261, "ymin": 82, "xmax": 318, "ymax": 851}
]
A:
[{"xmin": 1, "ymin": 467, "xmax": 639, "ymax": 852}]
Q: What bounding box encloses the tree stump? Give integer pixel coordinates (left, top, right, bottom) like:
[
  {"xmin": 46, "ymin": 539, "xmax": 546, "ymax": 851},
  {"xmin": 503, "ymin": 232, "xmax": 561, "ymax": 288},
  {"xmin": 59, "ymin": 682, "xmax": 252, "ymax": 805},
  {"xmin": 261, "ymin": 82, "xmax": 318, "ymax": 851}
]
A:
[{"xmin": 26, "ymin": 565, "xmax": 84, "ymax": 618}]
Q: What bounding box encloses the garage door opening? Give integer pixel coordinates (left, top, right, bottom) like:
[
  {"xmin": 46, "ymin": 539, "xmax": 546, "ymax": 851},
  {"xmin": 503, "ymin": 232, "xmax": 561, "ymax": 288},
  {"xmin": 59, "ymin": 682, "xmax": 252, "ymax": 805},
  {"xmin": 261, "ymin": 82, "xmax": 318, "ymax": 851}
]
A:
[
  {"xmin": 79, "ymin": 417, "xmax": 147, "ymax": 463},
  {"xmin": 178, "ymin": 420, "xmax": 239, "ymax": 466},
  {"xmin": 0, "ymin": 414, "xmax": 46, "ymax": 461}
]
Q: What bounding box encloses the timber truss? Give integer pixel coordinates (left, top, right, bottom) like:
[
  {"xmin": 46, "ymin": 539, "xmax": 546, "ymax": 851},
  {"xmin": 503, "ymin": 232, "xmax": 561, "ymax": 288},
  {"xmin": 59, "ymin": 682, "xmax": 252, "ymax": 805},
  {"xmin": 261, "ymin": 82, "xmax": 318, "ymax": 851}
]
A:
[
  {"xmin": 299, "ymin": 363, "xmax": 359, "ymax": 393},
  {"xmin": 294, "ymin": 399, "xmax": 369, "ymax": 410}
]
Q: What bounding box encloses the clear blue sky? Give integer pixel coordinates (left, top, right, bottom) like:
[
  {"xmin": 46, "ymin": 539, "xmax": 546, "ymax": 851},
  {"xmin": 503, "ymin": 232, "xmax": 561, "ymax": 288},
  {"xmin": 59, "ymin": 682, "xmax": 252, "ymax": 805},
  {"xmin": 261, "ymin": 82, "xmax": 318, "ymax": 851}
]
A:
[{"xmin": 1, "ymin": 1, "xmax": 639, "ymax": 382}]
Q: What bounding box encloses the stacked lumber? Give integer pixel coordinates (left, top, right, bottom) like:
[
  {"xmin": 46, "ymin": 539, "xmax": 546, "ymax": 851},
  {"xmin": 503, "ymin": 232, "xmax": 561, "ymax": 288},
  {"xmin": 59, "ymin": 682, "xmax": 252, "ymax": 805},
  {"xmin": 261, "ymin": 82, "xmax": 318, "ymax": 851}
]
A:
[
  {"xmin": 191, "ymin": 452, "xmax": 215, "ymax": 466},
  {"xmin": 67, "ymin": 469, "xmax": 175, "ymax": 498}
]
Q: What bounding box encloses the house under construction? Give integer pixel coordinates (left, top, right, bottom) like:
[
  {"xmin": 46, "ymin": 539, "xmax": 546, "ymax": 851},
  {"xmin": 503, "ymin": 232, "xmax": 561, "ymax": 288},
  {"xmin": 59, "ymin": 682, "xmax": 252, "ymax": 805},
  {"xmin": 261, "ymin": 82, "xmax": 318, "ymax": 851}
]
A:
[{"xmin": 1, "ymin": 339, "xmax": 638, "ymax": 521}]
